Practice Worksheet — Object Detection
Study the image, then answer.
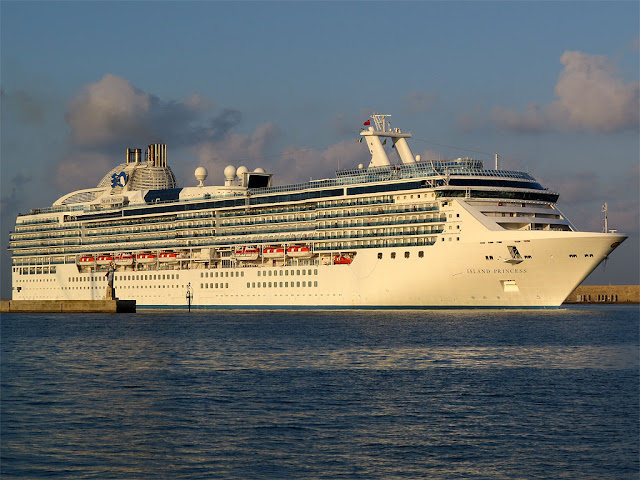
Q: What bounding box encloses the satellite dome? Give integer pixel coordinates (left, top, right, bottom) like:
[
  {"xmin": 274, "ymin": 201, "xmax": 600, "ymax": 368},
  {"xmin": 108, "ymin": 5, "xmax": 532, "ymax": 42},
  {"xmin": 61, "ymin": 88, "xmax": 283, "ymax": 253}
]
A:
[
  {"xmin": 224, "ymin": 165, "xmax": 236, "ymax": 183},
  {"xmin": 254, "ymin": 167, "xmax": 266, "ymax": 173},
  {"xmin": 237, "ymin": 166, "xmax": 249, "ymax": 177},
  {"xmin": 195, "ymin": 166, "xmax": 208, "ymax": 186}
]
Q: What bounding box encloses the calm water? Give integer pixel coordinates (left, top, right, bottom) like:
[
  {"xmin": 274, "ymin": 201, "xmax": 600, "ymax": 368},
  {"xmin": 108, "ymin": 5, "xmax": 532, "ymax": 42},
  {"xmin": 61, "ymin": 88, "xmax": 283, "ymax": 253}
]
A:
[{"xmin": 1, "ymin": 306, "xmax": 638, "ymax": 479}]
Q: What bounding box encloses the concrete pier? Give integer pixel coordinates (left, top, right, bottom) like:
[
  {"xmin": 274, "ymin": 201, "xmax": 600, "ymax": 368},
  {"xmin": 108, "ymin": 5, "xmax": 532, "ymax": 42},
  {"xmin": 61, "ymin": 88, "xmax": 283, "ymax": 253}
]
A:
[
  {"xmin": 564, "ymin": 285, "xmax": 639, "ymax": 304},
  {"xmin": 1, "ymin": 299, "xmax": 136, "ymax": 313}
]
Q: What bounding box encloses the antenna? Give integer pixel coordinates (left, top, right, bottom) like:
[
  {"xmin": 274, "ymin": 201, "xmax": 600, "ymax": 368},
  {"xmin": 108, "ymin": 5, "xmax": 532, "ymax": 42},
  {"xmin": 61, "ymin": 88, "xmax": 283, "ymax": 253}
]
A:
[
  {"xmin": 494, "ymin": 153, "xmax": 499, "ymax": 170},
  {"xmin": 602, "ymin": 202, "xmax": 608, "ymax": 233}
]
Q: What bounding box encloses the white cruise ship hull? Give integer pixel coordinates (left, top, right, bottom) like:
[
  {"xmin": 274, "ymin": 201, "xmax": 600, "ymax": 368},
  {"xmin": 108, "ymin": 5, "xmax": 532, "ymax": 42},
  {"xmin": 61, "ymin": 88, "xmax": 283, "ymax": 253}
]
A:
[{"xmin": 12, "ymin": 231, "xmax": 624, "ymax": 309}]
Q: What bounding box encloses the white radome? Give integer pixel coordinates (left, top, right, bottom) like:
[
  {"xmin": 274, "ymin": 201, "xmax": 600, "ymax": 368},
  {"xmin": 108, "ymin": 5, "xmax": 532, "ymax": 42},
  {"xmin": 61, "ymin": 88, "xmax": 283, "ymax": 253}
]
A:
[{"xmin": 195, "ymin": 166, "xmax": 208, "ymax": 186}]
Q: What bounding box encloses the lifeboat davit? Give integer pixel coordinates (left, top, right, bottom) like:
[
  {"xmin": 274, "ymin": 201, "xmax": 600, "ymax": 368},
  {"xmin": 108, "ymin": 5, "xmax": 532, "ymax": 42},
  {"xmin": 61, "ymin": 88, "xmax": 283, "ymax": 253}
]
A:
[
  {"xmin": 159, "ymin": 251, "xmax": 179, "ymax": 263},
  {"xmin": 78, "ymin": 255, "xmax": 96, "ymax": 265},
  {"xmin": 334, "ymin": 255, "xmax": 352, "ymax": 265},
  {"xmin": 287, "ymin": 245, "xmax": 313, "ymax": 258},
  {"xmin": 114, "ymin": 253, "xmax": 134, "ymax": 266},
  {"xmin": 235, "ymin": 246, "xmax": 260, "ymax": 261},
  {"xmin": 263, "ymin": 246, "xmax": 285, "ymax": 258},
  {"xmin": 96, "ymin": 255, "xmax": 114, "ymax": 266},
  {"xmin": 137, "ymin": 253, "xmax": 156, "ymax": 264}
]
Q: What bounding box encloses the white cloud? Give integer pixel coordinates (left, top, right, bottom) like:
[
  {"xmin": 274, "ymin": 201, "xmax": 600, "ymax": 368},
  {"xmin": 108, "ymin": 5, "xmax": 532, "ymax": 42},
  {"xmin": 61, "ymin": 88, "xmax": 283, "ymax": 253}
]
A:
[
  {"xmin": 65, "ymin": 74, "xmax": 229, "ymax": 148},
  {"xmin": 492, "ymin": 51, "xmax": 639, "ymax": 133},
  {"xmin": 66, "ymin": 74, "xmax": 152, "ymax": 146}
]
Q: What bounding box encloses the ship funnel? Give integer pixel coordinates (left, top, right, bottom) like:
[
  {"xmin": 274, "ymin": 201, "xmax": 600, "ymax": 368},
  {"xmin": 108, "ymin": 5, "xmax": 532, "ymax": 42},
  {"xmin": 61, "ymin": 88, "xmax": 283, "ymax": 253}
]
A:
[
  {"xmin": 126, "ymin": 148, "xmax": 144, "ymax": 163},
  {"xmin": 147, "ymin": 144, "xmax": 168, "ymax": 167}
]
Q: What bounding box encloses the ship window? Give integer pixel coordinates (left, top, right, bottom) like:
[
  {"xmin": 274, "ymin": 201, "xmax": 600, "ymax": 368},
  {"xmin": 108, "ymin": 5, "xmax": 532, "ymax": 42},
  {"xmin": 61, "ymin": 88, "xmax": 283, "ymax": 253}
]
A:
[
  {"xmin": 258, "ymin": 271, "xmax": 261, "ymax": 277},
  {"xmin": 226, "ymin": 283, "xmax": 228, "ymax": 288},
  {"xmin": 378, "ymin": 253, "xmax": 383, "ymax": 259},
  {"xmin": 285, "ymin": 270, "xmax": 288, "ymax": 276},
  {"xmin": 257, "ymin": 282, "xmax": 261, "ymax": 288},
  {"xmin": 268, "ymin": 282, "xmax": 272, "ymax": 287},
  {"xmin": 297, "ymin": 282, "xmax": 300, "ymax": 287},
  {"xmin": 268, "ymin": 271, "xmax": 272, "ymax": 276},
  {"xmin": 285, "ymin": 282, "xmax": 289, "ymax": 287},
  {"xmin": 252, "ymin": 282, "xmax": 255, "ymax": 288},
  {"xmin": 280, "ymin": 282, "xmax": 283, "ymax": 287},
  {"xmin": 201, "ymin": 273, "xmax": 204, "ymax": 278},
  {"xmin": 247, "ymin": 282, "xmax": 251, "ymax": 288},
  {"xmin": 302, "ymin": 270, "xmax": 306, "ymax": 276},
  {"xmin": 215, "ymin": 283, "xmax": 218, "ymax": 288},
  {"xmin": 200, "ymin": 283, "xmax": 203, "ymax": 288},
  {"xmin": 297, "ymin": 270, "xmax": 300, "ymax": 275},
  {"xmin": 391, "ymin": 252, "xmax": 396, "ymax": 259},
  {"xmin": 241, "ymin": 272, "xmax": 244, "ymax": 277},
  {"xmin": 419, "ymin": 251, "xmax": 424, "ymax": 258},
  {"xmin": 314, "ymin": 281, "xmax": 318, "ymax": 287},
  {"xmin": 205, "ymin": 283, "xmax": 208, "ymax": 288},
  {"xmin": 314, "ymin": 269, "xmax": 318, "ymax": 275},
  {"xmin": 405, "ymin": 252, "xmax": 410, "ymax": 258}
]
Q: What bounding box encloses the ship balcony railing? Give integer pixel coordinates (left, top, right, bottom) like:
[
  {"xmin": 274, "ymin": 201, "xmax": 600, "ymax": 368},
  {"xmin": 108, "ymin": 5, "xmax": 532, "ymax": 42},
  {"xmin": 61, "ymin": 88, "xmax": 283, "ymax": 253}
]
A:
[
  {"xmin": 10, "ymin": 231, "xmax": 81, "ymax": 241},
  {"xmin": 316, "ymin": 206, "xmax": 439, "ymax": 219},
  {"xmin": 314, "ymin": 240, "xmax": 437, "ymax": 250},
  {"xmin": 319, "ymin": 230, "xmax": 444, "ymax": 240},
  {"xmin": 84, "ymin": 216, "xmax": 179, "ymax": 229},
  {"xmin": 318, "ymin": 218, "xmax": 445, "ymax": 229},
  {"xmin": 15, "ymin": 218, "xmax": 61, "ymax": 227},
  {"xmin": 85, "ymin": 227, "xmax": 176, "ymax": 236},
  {"xmin": 13, "ymin": 225, "xmax": 81, "ymax": 234},
  {"xmin": 215, "ymin": 226, "xmax": 315, "ymax": 237},
  {"xmin": 219, "ymin": 205, "xmax": 317, "ymax": 218},
  {"xmin": 317, "ymin": 198, "xmax": 391, "ymax": 209},
  {"xmin": 220, "ymin": 218, "xmax": 315, "ymax": 227}
]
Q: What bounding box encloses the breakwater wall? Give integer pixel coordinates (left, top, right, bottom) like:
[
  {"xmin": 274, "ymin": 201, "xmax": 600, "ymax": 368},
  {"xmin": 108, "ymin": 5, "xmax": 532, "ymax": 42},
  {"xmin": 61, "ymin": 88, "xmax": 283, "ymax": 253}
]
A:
[
  {"xmin": 1, "ymin": 299, "xmax": 136, "ymax": 313},
  {"xmin": 564, "ymin": 285, "xmax": 639, "ymax": 304}
]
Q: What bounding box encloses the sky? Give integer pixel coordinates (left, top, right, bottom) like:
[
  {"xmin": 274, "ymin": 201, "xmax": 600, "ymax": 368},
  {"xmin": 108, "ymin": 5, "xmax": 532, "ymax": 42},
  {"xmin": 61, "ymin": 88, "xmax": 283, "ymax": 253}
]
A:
[{"xmin": 1, "ymin": 1, "xmax": 638, "ymax": 297}]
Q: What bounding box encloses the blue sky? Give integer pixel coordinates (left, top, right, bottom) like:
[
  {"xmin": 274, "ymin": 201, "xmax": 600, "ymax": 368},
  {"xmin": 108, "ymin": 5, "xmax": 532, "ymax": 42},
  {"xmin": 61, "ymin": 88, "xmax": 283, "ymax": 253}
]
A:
[{"xmin": 1, "ymin": 1, "xmax": 638, "ymax": 295}]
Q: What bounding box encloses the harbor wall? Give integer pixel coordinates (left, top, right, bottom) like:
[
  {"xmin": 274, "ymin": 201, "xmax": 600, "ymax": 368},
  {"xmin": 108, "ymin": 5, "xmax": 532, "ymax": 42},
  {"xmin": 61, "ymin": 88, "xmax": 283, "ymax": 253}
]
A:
[
  {"xmin": 564, "ymin": 285, "xmax": 639, "ymax": 304},
  {"xmin": 0, "ymin": 299, "xmax": 136, "ymax": 313}
]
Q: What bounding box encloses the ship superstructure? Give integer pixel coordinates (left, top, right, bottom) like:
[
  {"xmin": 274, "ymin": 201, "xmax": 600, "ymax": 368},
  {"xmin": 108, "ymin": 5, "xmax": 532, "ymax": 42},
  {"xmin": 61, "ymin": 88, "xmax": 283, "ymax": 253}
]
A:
[{"xmin": 9, "ymin": 115, "xmax": 626, "ymax": 308}]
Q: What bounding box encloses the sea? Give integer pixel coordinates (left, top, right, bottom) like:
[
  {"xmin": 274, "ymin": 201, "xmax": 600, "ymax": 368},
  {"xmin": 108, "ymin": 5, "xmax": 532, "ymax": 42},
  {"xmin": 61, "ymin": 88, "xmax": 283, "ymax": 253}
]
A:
[{"xmin": 1, "ymin": 305, "xmax": 638, "ymax": 479}]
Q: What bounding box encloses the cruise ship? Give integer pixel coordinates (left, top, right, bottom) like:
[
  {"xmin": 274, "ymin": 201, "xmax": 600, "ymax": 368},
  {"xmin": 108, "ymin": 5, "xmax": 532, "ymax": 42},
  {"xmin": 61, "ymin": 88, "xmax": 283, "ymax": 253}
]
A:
[{"xmin": 9, "ymin": 114, "xmax": 626, "ymax": 308}]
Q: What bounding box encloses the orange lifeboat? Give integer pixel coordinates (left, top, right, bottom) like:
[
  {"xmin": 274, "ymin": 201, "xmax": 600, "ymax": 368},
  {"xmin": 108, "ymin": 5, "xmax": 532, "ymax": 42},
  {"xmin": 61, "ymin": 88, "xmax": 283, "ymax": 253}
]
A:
[
  {"xmin": 287, "ymin": 245, "xmax": 313, "ymax": 258},
  {"xmin": 263, "ymin": 246, "xmax": 285, "ymax": 258},
  {"xmin": 334, "ymin": 255, "xmax": 352, "ymax": 265},
  {"xmin": 114, "ymin": 253, "xmax": 134, "ymax": 266},
  {"xmin": 78, "ymin": 255, "xmax": 96, "ymax": 265},
  {"xmin": 159, "ymin": 251, "xmax": 179, "ymax": 263},
  {"xmin": 96, "ymin": 255, "xmax": 114, "ymax": 266},
  {"xmin": 137, "ymin": 253, "xmax": 156, "ymax": 264},
  {"xmin": 235, "ymin": 246, "xmax": 260, "ymax": 261}
]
